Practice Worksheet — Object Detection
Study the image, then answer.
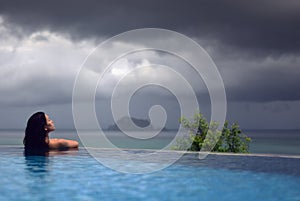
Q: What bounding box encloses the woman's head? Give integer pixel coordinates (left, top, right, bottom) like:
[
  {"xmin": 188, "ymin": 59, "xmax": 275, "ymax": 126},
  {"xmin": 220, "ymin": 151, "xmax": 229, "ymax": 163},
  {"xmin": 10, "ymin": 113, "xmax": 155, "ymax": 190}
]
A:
[{"xmin": 23, "ymin": 112, "xmax": 55, "ymax": 150}]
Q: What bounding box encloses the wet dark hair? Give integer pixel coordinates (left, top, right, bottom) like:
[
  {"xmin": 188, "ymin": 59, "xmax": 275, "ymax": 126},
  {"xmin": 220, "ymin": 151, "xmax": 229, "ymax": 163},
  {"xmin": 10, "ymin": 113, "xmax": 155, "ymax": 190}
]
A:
[{"xmin": 23, "ymin": 112, "xmax": 49, "ymax": 150}]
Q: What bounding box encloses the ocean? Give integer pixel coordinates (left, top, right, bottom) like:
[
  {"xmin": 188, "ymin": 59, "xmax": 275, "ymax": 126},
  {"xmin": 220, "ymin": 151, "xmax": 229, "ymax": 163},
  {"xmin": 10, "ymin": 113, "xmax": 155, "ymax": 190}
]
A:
[{"xmin": 1, "ymin": 129, "xmax": 299, "ymax": 155}]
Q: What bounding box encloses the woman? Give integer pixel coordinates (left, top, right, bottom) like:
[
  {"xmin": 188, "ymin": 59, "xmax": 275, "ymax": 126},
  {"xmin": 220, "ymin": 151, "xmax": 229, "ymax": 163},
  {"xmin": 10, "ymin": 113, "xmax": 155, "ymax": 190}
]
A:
[{"xmin": 23, "ymin": 111, "xmax": 78, "ymax": 151}]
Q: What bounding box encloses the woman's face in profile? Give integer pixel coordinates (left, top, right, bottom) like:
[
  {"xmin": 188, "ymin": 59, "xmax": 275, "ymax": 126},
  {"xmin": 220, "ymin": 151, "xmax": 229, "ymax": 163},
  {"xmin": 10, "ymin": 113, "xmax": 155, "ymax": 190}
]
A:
[{"xmin": 45, "ymin": 114, "xmax": 55, "ymax": 132}]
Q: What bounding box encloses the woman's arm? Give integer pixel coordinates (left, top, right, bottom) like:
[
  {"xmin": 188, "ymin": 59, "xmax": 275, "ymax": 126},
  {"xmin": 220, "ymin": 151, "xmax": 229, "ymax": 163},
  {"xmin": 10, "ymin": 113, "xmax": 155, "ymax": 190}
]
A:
[{"xmin": 49, "ymin": 138, "xmax": 79, "ymax": 150}]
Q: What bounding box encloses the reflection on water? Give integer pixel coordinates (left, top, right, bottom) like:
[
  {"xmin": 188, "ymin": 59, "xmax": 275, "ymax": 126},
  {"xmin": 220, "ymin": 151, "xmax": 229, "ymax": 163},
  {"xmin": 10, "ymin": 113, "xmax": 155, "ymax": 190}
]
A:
[
  {"xmin": 23, "ymin": 149, "xmax": 79, "ymax": 176},
  {"xmin": 24, "ymin": 149, "xmax": 50, "ymax": 177}
]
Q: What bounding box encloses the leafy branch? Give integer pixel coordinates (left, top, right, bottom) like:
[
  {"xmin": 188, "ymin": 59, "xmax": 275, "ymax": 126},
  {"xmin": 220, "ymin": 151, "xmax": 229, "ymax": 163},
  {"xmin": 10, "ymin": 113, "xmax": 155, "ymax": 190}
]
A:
[{"xmin": 173, "ymin": 111, "xmax": 251, "ymax": 153}]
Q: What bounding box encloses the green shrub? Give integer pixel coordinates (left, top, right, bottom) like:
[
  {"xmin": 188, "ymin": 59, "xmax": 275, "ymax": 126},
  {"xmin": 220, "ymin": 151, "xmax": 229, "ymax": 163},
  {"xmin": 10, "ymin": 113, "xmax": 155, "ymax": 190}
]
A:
[{"xmin": 173, "ymin": 111, "xmax": 251, "ymax": 153}]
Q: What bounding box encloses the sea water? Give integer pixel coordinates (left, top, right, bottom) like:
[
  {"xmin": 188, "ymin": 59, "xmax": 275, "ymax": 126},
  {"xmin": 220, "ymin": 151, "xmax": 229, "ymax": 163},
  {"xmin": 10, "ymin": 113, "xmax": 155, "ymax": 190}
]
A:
[{"xmin": 1, "ymin": 129, "xmax": 300, "ymax": 155}]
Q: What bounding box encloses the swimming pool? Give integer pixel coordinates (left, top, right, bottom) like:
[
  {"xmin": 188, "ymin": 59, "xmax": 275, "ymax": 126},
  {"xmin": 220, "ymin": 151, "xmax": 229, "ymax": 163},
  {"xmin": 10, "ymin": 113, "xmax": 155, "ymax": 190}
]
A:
[{"xmin": 0, "ymin": 146, "xmax": 300, "ymax": 201}]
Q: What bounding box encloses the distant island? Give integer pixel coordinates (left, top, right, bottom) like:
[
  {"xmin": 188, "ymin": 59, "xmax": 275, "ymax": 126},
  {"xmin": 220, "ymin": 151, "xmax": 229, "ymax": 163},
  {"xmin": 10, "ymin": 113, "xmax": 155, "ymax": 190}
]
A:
[{"xmin": 106, "ymin": 116, "xmax": 169, "ymax": 131}]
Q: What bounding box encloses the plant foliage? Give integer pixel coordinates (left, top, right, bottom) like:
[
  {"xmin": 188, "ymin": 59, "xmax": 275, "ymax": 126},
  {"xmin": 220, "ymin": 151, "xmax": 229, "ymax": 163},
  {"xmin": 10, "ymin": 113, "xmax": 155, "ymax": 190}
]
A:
[{"xmin": 173, "ymin": 111, "xmax": 251, "ymax": 153}]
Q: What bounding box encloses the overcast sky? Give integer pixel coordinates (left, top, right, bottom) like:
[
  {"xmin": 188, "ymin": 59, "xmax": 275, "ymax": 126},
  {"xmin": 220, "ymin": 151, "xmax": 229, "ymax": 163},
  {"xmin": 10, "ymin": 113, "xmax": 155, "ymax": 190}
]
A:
[{"xmin": 0, "ymin": 0, "xmax": 300, "ymax": 130}]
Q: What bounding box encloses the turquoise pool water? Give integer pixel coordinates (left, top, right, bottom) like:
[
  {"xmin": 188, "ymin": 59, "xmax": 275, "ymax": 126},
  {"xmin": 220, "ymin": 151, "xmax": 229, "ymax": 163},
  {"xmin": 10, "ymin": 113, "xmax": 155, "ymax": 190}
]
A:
[{"xmin": 0, "ymin": 146, "xmax": 300, "ymax": 201}]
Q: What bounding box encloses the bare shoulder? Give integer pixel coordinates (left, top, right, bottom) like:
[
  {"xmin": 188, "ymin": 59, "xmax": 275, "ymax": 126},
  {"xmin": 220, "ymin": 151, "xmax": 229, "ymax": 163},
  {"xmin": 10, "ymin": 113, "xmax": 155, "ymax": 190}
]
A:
[{"xmin": 49, "ymin": 138, "xmax": 79, "ymax": 150}]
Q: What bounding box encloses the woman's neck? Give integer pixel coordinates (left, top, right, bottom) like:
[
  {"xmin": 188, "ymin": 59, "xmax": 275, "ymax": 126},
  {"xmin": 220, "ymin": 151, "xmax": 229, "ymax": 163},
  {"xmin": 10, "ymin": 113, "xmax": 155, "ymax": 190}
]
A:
[{"xmin": 45, "ymin": 133, "xmax": 50, "ymax": 144}]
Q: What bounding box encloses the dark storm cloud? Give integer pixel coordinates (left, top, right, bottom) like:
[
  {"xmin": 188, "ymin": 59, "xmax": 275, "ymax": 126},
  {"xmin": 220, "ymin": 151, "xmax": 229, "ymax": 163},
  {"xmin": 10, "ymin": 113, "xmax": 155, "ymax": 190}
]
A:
[
  {"xmin": 0, "ymin": 0, "xmax": 300, "ymax": 115},
  {"xmin": 216, "ymin": 52, "xmax": 300, "ymax": 102},
  {"xmin": 0, "ymin": 0, "xmax": 299, "ymax": 55}
]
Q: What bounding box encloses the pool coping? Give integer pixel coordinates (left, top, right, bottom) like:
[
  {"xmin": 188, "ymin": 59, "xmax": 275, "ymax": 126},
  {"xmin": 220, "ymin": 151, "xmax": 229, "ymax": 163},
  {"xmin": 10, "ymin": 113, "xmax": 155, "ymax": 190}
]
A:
[{"xmin": 1, "ymin": 145, "xmax": 300, "ymax": 159}]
